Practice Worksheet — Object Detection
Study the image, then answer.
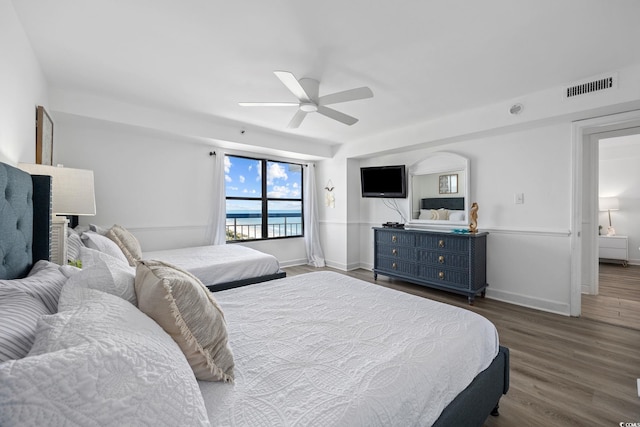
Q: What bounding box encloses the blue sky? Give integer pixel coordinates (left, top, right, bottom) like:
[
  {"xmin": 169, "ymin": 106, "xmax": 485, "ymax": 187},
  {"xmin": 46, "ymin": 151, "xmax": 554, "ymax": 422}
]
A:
[{"xmin": 225, "ymin": 156, "xmax": 302, "ymax": 212}]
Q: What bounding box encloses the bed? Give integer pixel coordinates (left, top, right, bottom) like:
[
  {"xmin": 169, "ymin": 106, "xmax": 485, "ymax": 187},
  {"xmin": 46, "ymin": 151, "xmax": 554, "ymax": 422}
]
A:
[
  {"xmin": 142, "ymin": 244, "xmax": 285, "ymax": 291},
  {"xmin": 74, "ymin": 224, "xmax": 285, "ymax": 292},
  {"xmin": 0, "ymin": 161, "xmax": 509, "ymax": 426},
  {"xmin": 418, "ymin": 197, "xmax": 467, "ymax": 221}
]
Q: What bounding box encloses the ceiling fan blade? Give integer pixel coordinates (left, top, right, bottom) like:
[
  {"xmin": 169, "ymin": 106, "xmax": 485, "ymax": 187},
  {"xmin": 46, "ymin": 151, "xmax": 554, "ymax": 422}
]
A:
[
  {"xmin": 317, "ymin": 106, "xmax": 358, "ymax": 126},
  {"xmin": 319, "ymin": 87, "xmax": 373, "ymax": 106},
  {"xmin": 274, "ymin": 71, "xmax": 312, "ymax": 103},
  {"xmin": 238, "ymin": 102, "xmax": 298, "ymax": 107},
  {"xmin": 287, "ymin": 110, "xmax": 308, "ymax": 129}
]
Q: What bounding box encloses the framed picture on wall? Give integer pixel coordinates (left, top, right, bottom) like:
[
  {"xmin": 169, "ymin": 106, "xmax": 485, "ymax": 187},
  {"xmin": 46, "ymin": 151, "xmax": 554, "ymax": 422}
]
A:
[
  {"xmin": 36, "ymin": 105, "xmax": 53, "ymax": 165},
  {"xmin": 439, "ymin": 174, "xmax": 458, "ymax": 194}
]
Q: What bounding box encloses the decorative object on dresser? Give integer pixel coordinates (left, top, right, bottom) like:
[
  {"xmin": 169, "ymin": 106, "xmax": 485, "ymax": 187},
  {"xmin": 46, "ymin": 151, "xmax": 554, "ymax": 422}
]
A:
[
  {"xmin": 598, "ymin": 235, "xmax": 628, "ymax": 267},
  {"xmin": 18, "ymin": 164, "xmax": 96, "ymax": 265},
  {"xmin": 599, "ymin": 197, "xmax": 620, "ymax": 236},
  {"xmin": 35, "ymin": 105, "xmax": 53, "ymax": 165},
  {"xmin": 469, "ymin": 202, "xmax": 479, "ymax": 233},
  {"xmin": 373, "ymin": 227, "xmax": 488, "ymax": 304}
]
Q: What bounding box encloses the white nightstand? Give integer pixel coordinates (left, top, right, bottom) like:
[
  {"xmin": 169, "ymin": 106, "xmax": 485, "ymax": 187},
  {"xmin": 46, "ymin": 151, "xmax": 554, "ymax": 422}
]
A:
[
  {"xmin": 598, "ymin": 235, "xmax": 628, "ymax": 266},
  {"xmin": 51, "ymin": 216, "xmax": 68, "ymax": 265}
]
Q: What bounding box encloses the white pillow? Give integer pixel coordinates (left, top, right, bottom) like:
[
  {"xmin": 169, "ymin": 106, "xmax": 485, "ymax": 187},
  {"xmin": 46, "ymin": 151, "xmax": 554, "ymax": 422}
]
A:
[
  {"xmin": 0, "ymin": 287, "xmax": 50, "ymax": 362},
  {"xmin": 66, "ymin": 232, "xmax": 84, "ymax": 264},
  {"xmin": 448, "ymin": 210, "xmax": 466, "ymax": 221},
  {"xmin": 0, "ymin": 287, "xmax": 210, "ymax": 427},
  {"xmin": 62, "ymin": 247, "xmax": 137, "ymax": 306},
  {"xmin": 81, "ymin": 232, "xmax": 129, "ymax": 265},
  {"xmin": 436, "ymin": 208, "xmax": 450, "ymax": 220},
  {"xmin": 0, "ymin": 260, "xmax": 67, "ymax": 314}
]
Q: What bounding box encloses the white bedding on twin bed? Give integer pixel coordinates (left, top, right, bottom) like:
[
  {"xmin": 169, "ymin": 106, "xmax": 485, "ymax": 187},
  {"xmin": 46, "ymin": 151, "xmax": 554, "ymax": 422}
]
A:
[
  {"xmin": 142, "ymin": 244, "xmax": 280, "ymax": 286},
  {"xmin": 199, "ymin": 271, "xmax": 499, "ymax": 426}
]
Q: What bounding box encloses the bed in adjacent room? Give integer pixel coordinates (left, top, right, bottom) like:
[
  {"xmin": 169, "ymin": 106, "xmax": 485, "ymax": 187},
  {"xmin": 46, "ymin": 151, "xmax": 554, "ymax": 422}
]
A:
[{"xmin": 0, "ymin": 161, "xmax": 509, "ymax": 427}]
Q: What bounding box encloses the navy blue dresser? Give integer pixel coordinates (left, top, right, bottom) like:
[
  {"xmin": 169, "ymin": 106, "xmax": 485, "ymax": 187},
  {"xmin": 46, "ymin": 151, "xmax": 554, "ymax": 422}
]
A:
[{"xmin": 373, "ymin": 227, "xmax": 488, "ymax": 304}]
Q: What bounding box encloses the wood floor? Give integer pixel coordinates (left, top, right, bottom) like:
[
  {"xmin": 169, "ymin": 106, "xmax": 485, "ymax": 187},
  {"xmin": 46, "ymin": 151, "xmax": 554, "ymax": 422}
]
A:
[
  {"xmin": 582, "ymin": 263, "xmax": 640, "ymax": 330},
  {"xmin": 283, "ymin": 265, "xmax": 640, "ymax": 427}
]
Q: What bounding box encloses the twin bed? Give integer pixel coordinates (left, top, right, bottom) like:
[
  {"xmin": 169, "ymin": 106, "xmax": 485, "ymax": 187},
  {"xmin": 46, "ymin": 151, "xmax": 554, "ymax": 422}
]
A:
[{"xmin": 0, "ymin": 161, "xmax": 509, "ymax": 426}]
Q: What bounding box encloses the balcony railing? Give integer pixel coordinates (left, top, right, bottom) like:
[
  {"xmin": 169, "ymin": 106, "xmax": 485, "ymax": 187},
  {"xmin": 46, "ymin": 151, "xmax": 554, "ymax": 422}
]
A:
[{"xmin": 226, "ymin": 212, "xmax": 302, "ymax": 241}]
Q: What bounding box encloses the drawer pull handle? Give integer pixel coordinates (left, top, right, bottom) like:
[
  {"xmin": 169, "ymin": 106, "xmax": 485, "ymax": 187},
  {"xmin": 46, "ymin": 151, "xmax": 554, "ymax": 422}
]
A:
[
  {"xmin": 438, "ymin": 271, "xmax": 445, "ymax": 280},
  {"xmin": 392, "ymin": 235, "xmax": 397, "ymax": 242},
  {"xmin": 438, "ymin": 240, "xmax": 445, "ymax": 248},
  {"xmin": 392, "ymin": 248, "xmax": 398, "ymax": 256},
  {"xmin": 438, "ymin": 255, "xmax": 445, "ymax": 264},
  {"xmin": 392, "ymin": 262, "xmax": 397, "ymax": 270}
]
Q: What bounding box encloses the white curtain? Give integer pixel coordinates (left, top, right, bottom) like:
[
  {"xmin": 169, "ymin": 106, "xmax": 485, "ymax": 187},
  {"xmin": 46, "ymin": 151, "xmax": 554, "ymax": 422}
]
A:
[
  {"xmin": 205, "ymin": 150, "xmax": 227, "ymax": 245},
  {"xmin": 303, "ymin": 163, "xmax": 325, "ymax": 267}
]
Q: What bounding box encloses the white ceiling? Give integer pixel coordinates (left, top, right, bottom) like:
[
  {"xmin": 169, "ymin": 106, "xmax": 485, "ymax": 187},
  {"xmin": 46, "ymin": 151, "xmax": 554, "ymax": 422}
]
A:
[{"xmin": 12, "ymin": 0, "xmax": 640, "ymax": 149}]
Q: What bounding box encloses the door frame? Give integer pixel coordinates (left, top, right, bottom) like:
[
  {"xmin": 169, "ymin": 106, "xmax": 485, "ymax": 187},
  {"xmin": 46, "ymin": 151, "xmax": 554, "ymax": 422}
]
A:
[{"xmin": 571, "ymin": 110, "xmax": 640, "ymax": 316}]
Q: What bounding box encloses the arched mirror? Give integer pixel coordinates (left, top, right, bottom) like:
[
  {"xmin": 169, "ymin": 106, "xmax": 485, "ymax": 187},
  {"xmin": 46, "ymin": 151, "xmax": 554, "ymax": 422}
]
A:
[{"xmin": 406, "ymin": 152, "xmax": 470, "ymax": 229}]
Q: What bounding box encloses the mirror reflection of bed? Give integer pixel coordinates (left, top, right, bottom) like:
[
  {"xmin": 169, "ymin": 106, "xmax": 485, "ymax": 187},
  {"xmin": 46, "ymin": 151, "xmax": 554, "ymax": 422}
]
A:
[
  {"xmin": 0, "ymin": 161, "xmax": 509, "ymax": 426},
  {"xmin": 408, "ymin": 152, "xmax": 470, "ymax": 229}
]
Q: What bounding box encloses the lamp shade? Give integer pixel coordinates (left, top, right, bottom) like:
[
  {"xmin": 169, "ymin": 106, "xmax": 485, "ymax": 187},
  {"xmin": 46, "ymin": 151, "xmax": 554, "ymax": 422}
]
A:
[
  {"xmin": 18, "ymin": 163, "xmax": 96, "ymax": 216},
  {"xmin": 599, "ymin": 197, "xmax": 620, "ymax": 212}
]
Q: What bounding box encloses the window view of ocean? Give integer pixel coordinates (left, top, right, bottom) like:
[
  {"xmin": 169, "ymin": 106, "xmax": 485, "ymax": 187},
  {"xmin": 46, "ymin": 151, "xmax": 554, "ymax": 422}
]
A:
[{"xmin": 226, "ymin": 210, "xmax": 302, "ymax": 240}]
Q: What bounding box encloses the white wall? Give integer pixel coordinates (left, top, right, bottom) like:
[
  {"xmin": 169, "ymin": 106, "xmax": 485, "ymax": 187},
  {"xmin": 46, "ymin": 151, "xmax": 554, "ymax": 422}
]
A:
[
  {"xmin": 0, "ymin": 0, "xmax": 48, "ymax": 164},
  {"xmin": 324, "ymin": 122, "xmax": 574, "ymax": 314},
  {"xmin": 599, "ymin": 134, "xmax": 640, "ymax": 264},
  {"xmin": 54, "ymin": 113, "xmax": 307, "ymax": 265}
]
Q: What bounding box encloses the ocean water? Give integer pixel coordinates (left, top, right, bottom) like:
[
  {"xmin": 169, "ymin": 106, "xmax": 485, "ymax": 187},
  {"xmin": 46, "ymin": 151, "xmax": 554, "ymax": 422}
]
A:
[{"xmin": 226, "ymin": 210, "xmax": 302, "ymax": 238}]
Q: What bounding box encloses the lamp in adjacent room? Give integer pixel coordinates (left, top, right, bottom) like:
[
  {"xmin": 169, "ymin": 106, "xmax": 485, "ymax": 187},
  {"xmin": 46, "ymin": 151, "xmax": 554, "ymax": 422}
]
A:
[
  {"xmin": 599, "ymin": 197, "xmax": 619, "ymax": 236},
  {"xmin": 18, "ymin": 163, "xmax": 96, "ymax": 264}
]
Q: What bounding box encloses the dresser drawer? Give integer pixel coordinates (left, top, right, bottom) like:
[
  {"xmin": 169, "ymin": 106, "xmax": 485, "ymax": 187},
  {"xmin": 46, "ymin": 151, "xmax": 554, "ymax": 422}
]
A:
[
  {"xmin": 375, "ymin": 230, "xmax": 415, "ymax": 246},
  {"xmin": 376, "ymin": 257, "xmax": 416, "ymax": 276},
  {"xmin": 418, "ymin": 250, "xmax": 469, "ymax": 269},
  {"xmin": 376, "ymin": 244, "xmax": 414, "ymax": 259},
  {"xmin": 417, "ymin": 265, "xmax": 469, "ymax": 289},
  {"xmin": 415, "ymin": 234, "xmax": 468, "ymax": 253}
]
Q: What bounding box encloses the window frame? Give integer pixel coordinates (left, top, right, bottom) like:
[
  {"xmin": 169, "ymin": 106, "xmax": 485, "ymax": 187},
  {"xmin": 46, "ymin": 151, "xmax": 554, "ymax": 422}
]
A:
[{"xmin": 225, "ymin": 154, "xmax": 304, "ymax": 242}]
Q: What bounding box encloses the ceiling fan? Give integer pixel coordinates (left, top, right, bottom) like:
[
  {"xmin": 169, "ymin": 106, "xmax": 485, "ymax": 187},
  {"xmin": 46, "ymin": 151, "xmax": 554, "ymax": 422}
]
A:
[{"xmin": 239, "ymin": 71, "xmax": 373, "ymax": 128}]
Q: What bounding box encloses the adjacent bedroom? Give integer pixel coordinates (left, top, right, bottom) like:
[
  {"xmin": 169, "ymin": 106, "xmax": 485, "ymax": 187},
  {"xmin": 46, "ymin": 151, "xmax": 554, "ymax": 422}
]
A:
[{"xmin": 2, "ymin": 1, "xmax": 640, "ymax": 426}]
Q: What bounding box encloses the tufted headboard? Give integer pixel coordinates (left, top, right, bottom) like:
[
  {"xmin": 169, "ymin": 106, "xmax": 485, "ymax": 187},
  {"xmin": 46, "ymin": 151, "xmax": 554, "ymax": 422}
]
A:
[
  {"xmin": 0, "ymin": 162, "xmax": 51, "ymax": 280},
  {"xmin": 421, "ymin": 197, "xmax": 465, "ymax": 211}
]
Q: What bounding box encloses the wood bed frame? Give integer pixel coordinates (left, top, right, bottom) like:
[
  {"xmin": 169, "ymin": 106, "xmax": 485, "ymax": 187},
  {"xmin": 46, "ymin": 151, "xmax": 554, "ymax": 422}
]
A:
[{"xmin": 1, "ymin": 161, "xmax": 509, "ymax": 425}]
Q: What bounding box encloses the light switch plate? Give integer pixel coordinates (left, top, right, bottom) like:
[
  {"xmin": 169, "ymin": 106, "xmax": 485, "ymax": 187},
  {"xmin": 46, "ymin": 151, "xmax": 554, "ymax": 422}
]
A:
[{"xmin": 515, "ymin": 193, "xmax": 524, "ymax": 204}]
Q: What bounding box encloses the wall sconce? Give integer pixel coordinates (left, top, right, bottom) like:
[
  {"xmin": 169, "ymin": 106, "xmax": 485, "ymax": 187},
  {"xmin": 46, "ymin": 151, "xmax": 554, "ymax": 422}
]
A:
[
  {"xmin": 324, "ymin": 180, "xmax": 335, "ymax": 208},
  {"xmin": 599, "ymin": 197, "xmax": 620, "ymax": 236}
]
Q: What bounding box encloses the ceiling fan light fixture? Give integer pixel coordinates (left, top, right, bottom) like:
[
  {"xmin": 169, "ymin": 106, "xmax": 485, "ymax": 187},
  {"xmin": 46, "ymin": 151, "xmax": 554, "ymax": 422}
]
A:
[
  {"xmin": 299, "ymin": 103, "xmax": 318, "ymax": 113},
  {"xmin": 239, "ymin": 70, "xmax": 373, "ymax": 127}
]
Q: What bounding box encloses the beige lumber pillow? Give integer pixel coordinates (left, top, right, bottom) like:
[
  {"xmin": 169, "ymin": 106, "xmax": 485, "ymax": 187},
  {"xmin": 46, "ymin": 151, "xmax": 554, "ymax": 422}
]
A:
[
  {"xmin": 106, "ymin": 224, "xmax": 142, "ymax": 266},
  {"xmin": 134, "ymin": 259, "xmax": 235, "ymax": 382}
]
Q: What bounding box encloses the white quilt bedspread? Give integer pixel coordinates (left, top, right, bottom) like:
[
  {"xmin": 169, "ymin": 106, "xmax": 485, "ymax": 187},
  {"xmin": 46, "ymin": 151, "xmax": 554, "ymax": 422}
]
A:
[
  {"xmin": 142, "ymin": 244, "xmax": 280, "ymax": 286},
  {"xmin": 199, "ymin": 271, "xmax": 499, "ymax": 427}
]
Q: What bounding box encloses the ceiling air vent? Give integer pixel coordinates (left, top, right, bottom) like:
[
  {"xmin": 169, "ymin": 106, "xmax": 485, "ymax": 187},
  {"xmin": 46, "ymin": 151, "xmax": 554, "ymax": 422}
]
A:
[{"xmin": 565, "ymin": 74, "xmax": 617, "ymax": 98}]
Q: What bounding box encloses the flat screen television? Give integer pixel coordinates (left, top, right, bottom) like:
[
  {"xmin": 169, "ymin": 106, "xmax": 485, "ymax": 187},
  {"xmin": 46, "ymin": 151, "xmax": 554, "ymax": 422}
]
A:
[{"xmin": 360, "ymin": 165, "xmax": 407, "ymax": 198}]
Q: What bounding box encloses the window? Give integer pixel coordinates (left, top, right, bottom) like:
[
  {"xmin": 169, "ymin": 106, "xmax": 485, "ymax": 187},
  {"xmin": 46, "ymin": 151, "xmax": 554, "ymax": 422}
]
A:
[{"xmin": 225, "ymin": 155, "xmax": 303, "ymax": 241}]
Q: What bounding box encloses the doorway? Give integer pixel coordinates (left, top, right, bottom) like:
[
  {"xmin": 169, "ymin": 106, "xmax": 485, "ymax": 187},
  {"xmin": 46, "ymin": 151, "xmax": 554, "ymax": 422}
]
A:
[
  {"xmin": 572, "ymin": 111, "xmax": 640, "ymax": 317},
  {"xmin": 581, "ymin": 130, "xmax": 640, "ymax": 329}
]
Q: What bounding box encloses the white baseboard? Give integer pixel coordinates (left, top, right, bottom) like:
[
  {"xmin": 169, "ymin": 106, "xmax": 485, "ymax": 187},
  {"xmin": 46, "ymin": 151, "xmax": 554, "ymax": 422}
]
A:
[
  {"xmin": 486, "ymin": 288, "xmax": 571, "ymax": 316},
  {"xmin": 278, "ymin": 258, "xmax": 309, "ymax": 268}
]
